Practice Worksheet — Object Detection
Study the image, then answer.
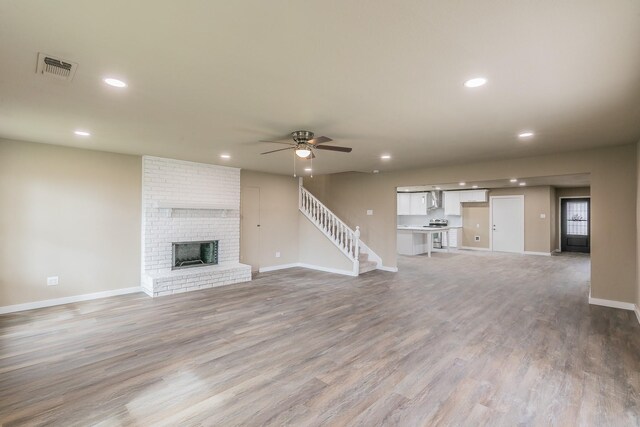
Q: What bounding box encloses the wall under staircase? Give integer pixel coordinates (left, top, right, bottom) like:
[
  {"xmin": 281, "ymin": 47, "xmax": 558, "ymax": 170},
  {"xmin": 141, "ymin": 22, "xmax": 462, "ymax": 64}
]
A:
[{"xmin": 297, "ymin": 184, "xmax": 382, "ymax": 276}]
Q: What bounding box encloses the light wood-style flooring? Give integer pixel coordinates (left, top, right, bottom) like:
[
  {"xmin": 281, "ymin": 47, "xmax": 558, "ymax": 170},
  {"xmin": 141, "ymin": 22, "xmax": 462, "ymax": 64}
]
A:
[{"xmin": 1, "ymin": 251, "xmax": 638, "ymax": 426}]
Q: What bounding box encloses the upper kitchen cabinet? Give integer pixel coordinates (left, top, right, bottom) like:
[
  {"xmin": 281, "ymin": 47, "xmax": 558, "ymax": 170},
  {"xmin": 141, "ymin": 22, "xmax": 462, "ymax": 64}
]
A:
[
  {"xmin": 443, "ymin": 191, "xmax": 461, "ymax": 216},
  {"xmin": 397, "ymin": 192, "xmax": 430, "ymax": 215},
  {"xmin": 410, "ymin": 193, "xmax": 428, "ymax": 215},
  {"xmin": 459, "ymin": 190, "xmax": 488, "ymax": 203},
  {"xmin": 397, "ymin": 192, "xmax": 412, "ymax": 215},
  {"xmin": 444, "ymin": 190, "xmax": 488, "ymax": 216}
]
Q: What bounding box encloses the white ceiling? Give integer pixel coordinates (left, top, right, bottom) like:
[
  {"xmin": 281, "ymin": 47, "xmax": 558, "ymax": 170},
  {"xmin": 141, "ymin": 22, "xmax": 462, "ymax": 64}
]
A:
[
  {"xmin": 1, "ymin": 1, "xmax": 639, "ymax": 175},
  {"xmin": 398, "ymin": 173, "xmax": 591, "ymax": 192}
]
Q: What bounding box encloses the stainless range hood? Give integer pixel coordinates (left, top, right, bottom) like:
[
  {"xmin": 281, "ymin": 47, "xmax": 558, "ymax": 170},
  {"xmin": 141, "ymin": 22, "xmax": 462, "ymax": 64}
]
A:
[{"xmin": 428, "ymin": 191, "xmax": 442, "ymax": 210}]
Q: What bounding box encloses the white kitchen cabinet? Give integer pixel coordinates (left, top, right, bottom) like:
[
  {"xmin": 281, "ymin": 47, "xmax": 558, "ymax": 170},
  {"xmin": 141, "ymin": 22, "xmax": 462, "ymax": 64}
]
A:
[
  {"xmin": 443, "ymin": 191, "xmax": 461, "ymax": 216},
  {"xmin": 397, "ymin": 193, "xmax": 412, "ymax": 215},
  {"xmin": 443, "ymin": 228, "xmax": 458, "ymax": 248},
  {"xmin": 458, "ymin": 190, "xmax": 488, "ymax": 203},
  {"xmin": 410, "ymin": 192, "xmax": 428, "ymax": 215}
]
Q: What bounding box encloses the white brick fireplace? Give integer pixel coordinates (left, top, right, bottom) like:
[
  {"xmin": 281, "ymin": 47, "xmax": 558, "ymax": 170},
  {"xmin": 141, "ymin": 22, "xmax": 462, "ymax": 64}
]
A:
[{"xmin": 141, "ymin": 156, "xmax": 251, "ymax": 297}]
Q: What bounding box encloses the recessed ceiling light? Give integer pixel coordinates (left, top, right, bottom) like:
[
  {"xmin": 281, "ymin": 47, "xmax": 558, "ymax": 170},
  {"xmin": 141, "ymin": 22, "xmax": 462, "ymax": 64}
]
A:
[
  {"xmin": 220, "ymin": 154, "xmax": 230, "ymax": 159},
  {"xmin": 304, "ymin": 168, "xmax": 312, "ymax": 172},
  {"xmin": 459, "ymin": 182, "xmax": 466, "ymax": 186},
  {"xmin": 472, "ymin": 185, "xmax": 478, "ymax": 189},
  {"xmin": 74, "ymin": 130, "xmax": 90, "ymax": 136},
  {"xmin": 104, "ymin": 78, "xmax": 127, "ymax": 88},
  {"xmin": 510, "ymin": 178, "xmax": 518, "ymax": 183},
  {"xmin": 519, "ymin": 182, "xmax": 526, "ymax": 186},
  {"xmin": 381, "ymin": 154, "xmax": 391, "ymax": 160},
  {"xmin": 464, "ymin": 77, "xmax": 487, "ymax": 88},
  {"xmin": 518, "ymin": 131, "xmax": 534, "ymax": 138}
]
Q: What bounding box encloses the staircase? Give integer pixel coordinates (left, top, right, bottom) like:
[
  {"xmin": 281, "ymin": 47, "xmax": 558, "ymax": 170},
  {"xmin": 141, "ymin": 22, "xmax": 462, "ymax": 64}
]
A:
[{"xmin": 299, "ymin": 184, "xmax": 380, "ymax": 275}]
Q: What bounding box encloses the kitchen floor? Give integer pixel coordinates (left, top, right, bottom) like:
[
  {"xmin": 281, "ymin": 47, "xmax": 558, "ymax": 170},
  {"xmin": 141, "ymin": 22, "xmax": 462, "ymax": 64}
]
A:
[{"xmin": 1, "ymin": 251, "xmax": 638, "ymax": 425}]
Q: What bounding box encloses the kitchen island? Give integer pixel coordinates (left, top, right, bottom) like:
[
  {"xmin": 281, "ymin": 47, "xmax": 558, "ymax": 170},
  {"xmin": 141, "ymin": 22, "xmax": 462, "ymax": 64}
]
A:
[{"xmin": 397, "ymin": 225, "xmax": 458, "ymax": 257}]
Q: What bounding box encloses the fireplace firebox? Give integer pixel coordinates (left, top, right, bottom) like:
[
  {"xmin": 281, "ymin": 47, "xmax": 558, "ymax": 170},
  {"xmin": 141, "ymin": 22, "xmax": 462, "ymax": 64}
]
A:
[{"xmin": 172, "ymin": 240, "xmax": 218, "ymax": 270}]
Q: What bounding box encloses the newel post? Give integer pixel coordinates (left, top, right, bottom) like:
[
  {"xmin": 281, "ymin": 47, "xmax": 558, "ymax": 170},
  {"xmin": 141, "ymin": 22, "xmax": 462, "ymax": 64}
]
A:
[{"xmin": 354, "ymin": 226, "xmax": 361, "ymax": 258}]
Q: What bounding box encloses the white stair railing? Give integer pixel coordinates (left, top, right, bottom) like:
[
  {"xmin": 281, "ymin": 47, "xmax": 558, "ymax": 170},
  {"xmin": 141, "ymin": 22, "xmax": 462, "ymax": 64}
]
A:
[{"xmin": 299, "ymin": 185, "xmax": 360, "ymax": 263}]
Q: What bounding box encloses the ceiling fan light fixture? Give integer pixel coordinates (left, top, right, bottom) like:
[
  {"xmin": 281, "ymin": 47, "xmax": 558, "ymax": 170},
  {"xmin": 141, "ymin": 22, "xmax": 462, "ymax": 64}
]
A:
[{"xmin": 295, "ymin": 148, "xmax": 311, "ymax": 158}]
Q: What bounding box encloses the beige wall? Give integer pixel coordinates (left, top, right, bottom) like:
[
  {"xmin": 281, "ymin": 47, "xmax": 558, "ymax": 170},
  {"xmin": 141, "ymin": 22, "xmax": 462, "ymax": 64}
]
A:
[
  {"xmin": 637, "ymin": 141, "xmax": 640, "ymax": 308},
  {"xmin": 305, "ymin": 144, "xmax": 637, "ymax": 303},
  {"xmin": 556, "ymin": 187, "xmax": 591, "ymax": 198},
  {"xmin": 298, "ymin": 214, "xmax": 353, "ymax": 273},
  {"xmin": 490, "ymin": 187, "xmax": 553, "ymax": 253},
  {"xmin": 550, "ymin": 187, "xmax": 557, "ymax": 252},
  {"xmin": 461, "ymin": 202, "xmax": 490, "ymax": 248},
  {"xmin": 0, "ymin": 139, "xmax": 141, "ymax": 306},
  {"xmin": 461, "ymin": 186, "xmax": 554, "ymax": 252},
  {"xmin": 554, "ymin": 187, "xmax": 591, "ymax": 251},
  {"xmin": 240, "ymin": 171, "xmax": 300, "ymax": 270}
]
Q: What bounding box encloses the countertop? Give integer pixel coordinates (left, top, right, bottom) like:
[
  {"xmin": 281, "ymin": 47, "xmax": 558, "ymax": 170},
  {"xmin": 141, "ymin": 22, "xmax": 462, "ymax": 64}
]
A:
[{"xmin": 397, "ymin": 225, "xmax": 461, "ymax": 231}]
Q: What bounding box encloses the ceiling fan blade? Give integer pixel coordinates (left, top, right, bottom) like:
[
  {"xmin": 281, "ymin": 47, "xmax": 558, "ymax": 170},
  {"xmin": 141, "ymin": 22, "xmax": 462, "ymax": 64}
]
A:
[
  {"xmin": 259, "ymin": 140, "xmax": 295, "ymax": 145},
  {"xmin": 308, "ymin": 136, "xmax": 333, "ymax": 145},
  {"xmin": 261, "ymin": 147, "xmax": 295, "ymax": 155},
  {"xmin": 315, "ymin": 145, "xmax": 352, "ymax": 153}
]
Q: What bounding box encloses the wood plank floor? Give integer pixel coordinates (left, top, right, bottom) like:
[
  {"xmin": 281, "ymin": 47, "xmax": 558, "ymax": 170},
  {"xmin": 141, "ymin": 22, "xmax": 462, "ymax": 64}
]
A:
[{"xmin": 1, "ymin": 252, "xmax": 639, "ymax": 426}]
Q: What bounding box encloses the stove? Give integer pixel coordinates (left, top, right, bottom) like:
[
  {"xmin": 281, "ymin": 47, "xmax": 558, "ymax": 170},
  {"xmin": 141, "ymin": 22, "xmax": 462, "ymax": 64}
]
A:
[{"xmin": 428, "ymin": 219, "xmax": 448, "ymax": 249}]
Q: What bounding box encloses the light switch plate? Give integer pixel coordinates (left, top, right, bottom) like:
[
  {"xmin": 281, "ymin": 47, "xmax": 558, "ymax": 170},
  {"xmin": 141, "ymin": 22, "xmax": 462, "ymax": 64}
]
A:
[
  {"xmin": 275, "ymin": 252, "xmax": 281, "ymax": 258},
  {"xmin": 47, "ymin": 276, "xmax": 59, "ymax": 286},
  {"xmin": 540, "ymin": 213, "xmax": 546, "ymax": 219},
  {"xmin": 366, "ymin": 210, "xmax": 373, "ymax": 216}
]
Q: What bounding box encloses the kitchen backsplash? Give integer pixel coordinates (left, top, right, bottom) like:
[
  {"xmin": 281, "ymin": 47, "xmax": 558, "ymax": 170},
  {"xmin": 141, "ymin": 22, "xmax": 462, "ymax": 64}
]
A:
[{"xmin": 397, "ymin": 208, "xmax": 463, "ymax": 228}]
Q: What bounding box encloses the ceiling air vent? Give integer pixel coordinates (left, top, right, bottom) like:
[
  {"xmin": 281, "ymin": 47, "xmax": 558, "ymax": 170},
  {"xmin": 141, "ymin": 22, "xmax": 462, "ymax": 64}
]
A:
[{"xmin": 36, "ymin": 52, "xmax": 78, "ymax": 81}]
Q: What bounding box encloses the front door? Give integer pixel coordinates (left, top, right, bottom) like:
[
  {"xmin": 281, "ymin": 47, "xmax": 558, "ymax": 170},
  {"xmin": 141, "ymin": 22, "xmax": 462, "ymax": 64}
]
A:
[
  {"xmin": 561, "ymin": 198, "xmax": 590, "ymax": 253},
  {"xmin": 491, "ymin": 196, "xmax": 524, "ymax": 253},
  {"xmin": 240, "ymin": 186, "xmax": 261, "ymax": 271}
]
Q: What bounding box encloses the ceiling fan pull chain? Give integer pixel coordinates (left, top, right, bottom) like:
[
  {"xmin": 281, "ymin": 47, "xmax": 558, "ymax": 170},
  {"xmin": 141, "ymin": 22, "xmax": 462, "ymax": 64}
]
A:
[{"xmin": 293, "ymin": 150, "xmax": 296, "ymax": 178}]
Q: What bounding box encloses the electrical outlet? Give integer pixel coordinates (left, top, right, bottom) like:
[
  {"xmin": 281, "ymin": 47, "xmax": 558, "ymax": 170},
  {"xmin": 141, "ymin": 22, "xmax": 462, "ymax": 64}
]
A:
[
  {"xmin": 275, "ymin": 251, "xmax": 281, "ymax": 258},
  {"xmin": 540, "ymin": 213, "xmax": 546, "ymax": 219},
  {"xmin": 47, "ymin": 276, "xmax": 59, "ymax": 286},
  {"xmin": 475, "ymin": 236, "xmax": 481, "ymax": 242},
  {"xmin": 366, "ymin": 209, "xmax": 373, "ymax": 216}
]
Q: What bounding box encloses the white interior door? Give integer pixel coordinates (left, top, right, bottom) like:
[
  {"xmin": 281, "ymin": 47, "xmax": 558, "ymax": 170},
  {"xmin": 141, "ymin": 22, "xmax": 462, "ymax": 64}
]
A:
[
  {"xmin": 491, "ymin": 196, "xmax": 524, "ymax": 253},
  {"xmin": 241, "ymin": 186, "xmax": 260, "ymax": 271}
]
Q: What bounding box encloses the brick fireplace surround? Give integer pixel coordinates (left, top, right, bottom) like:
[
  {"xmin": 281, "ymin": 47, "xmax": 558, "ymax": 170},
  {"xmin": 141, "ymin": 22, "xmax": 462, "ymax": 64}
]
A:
[{"xmin": 140, "ymin": 156, "xmax": 251, "ymax": 297}]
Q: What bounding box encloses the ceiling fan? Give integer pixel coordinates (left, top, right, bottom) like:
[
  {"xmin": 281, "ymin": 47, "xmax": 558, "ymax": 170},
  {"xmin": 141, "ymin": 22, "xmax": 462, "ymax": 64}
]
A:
[{"xmin": 260, "ymin": 130, "xmax": 352, "ymax": 159}]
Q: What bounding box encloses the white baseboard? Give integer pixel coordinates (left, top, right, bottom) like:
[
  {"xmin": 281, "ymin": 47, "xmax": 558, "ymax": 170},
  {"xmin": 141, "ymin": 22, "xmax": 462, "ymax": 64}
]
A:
[
  {"xmin": 261, "ymin": 262, "xmax": 397, "ymax": 274},
  {"xmin": 298, "ymin": 263, "xmax": 357, "ymax": 276},
  {"xmin": 258, "ymin": 263, "xmax": 299, "ymax": 273},
  {"xmin": 460, "ymin": 246, "xmax": 491, "ymax": 251},
  {"xmin": 0, "ymin": 287, "xmax": 143, "ymax": 315},
  {"xmin": 588, "ymin": 296, "xmax": 635, "ymax": 311},
  {"xmin": 523, "ymin": 251, "xmax": 552, "ymax": 257},
  {"xmin": 258, "ymin": 262, "xmax": 356, "ymax": 277}
]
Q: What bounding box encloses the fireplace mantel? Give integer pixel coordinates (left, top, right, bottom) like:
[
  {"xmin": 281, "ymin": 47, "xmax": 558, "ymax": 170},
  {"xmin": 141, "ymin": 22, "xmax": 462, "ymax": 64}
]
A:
[{"xmin": 153, "ymin": 201, "xmax": 237, "ymax": 211}]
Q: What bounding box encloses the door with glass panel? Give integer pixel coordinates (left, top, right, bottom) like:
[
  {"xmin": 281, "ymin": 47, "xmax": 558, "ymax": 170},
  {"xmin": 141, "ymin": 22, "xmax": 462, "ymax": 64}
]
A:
[{"xmin": 561, "ymin": 198, "xmax": 590, "ymax": 253}]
